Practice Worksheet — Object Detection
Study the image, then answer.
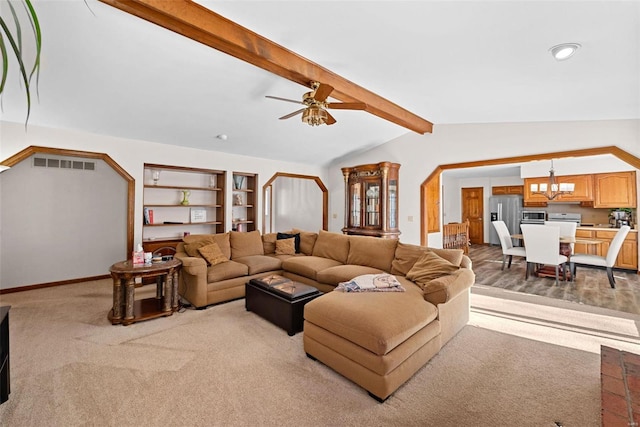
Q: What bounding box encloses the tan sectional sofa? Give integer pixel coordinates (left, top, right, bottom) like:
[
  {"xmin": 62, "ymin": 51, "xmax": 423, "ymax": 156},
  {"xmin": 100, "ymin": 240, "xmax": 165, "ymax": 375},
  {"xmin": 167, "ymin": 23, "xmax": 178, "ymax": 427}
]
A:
[{"xmin": 175, "ymin": 229, "xmax": 475, "ymax": 401}]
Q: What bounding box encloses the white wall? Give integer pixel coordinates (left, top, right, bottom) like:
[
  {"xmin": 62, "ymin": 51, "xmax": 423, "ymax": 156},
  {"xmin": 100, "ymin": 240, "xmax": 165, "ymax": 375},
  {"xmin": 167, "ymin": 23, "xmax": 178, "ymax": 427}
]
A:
[
  {"xmin": 1, "ymin": 155, "xmax": 127, "ymax": 288},
  {"xmin": 272, "ymin": 177, "xmax": 323, "ymax": 232},
  {"xmin": 328, "ymin": 119, "xmax": 640, "ymax": 246},
  {"xmin": 0, "ymin": 121, "xmax": 328, "ymax": 289}
]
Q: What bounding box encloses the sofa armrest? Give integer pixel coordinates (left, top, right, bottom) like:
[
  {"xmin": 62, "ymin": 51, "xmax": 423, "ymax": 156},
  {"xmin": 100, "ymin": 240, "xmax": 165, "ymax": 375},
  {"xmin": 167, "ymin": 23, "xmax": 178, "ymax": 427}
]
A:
[
  {"xmin": 174, "ymin": 253, "xmax": 208, "ymax": 308},
  {"xmin": 460, "ymin": 255, "xmax": 472, "ymax": 270},
  {"xmin": 421, "ymin": 268, "xmax": 475, "ymax": 306}
]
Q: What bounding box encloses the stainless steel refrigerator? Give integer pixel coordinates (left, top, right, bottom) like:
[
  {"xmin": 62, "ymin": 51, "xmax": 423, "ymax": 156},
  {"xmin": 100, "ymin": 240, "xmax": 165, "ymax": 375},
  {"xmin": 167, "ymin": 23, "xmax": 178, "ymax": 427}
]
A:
[{"xmin": 488, "ymin": 195, "xmax": 523, "ymax": 246}]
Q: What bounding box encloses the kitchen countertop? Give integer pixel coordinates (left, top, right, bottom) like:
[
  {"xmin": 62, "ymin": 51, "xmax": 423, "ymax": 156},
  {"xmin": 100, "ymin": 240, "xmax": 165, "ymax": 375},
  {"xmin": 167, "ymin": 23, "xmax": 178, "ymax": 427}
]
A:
[{"xmin": 578, "ymin": 225, "xmax": 637, "ymax": 232}]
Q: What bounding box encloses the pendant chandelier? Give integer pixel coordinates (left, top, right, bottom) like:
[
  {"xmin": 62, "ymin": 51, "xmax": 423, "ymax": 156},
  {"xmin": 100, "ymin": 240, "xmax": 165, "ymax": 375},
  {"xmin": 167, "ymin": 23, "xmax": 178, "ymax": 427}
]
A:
[{"xmin": 529, "ymin": 160, "xmax": 575, "ymax": 200}]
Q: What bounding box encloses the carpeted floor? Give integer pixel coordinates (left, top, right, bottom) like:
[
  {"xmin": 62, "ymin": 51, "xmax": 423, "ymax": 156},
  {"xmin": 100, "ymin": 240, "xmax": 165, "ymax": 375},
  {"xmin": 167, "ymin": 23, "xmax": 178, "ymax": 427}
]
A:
[{"xmin": 0, "ymin": 278, "xmax": 637, "ymax": 426}]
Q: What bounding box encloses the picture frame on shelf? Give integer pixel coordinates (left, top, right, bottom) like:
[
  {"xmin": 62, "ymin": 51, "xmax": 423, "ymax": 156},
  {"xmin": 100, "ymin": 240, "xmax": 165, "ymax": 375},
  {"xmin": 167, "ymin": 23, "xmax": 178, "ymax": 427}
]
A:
[{"xmin": 190, "ymin": 208, "xmax": 207, "ymax": 223}]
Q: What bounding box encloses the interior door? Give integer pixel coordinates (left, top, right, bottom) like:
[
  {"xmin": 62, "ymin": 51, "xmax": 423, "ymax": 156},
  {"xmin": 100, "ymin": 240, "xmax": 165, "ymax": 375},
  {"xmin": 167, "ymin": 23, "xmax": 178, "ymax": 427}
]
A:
[{"xmin": 461, "ymin": 187, "xmax": 484, "ymax": 245}]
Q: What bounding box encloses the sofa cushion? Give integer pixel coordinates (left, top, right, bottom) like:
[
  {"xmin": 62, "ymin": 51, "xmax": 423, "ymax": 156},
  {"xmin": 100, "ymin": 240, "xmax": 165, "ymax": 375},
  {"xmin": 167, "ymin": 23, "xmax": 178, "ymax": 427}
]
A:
[
  {"xmin": 233, "ymin": 255, "xmax": 282, "ymax": 275},
  {"xmin": 347, "ymin": 235, "xmax": 398, "ymax": 272},
  {"xmin": 391, "ymin": 243, "xmax": 463, "ymax": 276},
  {"xmin": 312, "ymin": 230, "xmax": 350, "ymax": 263},
  {"xmin": 262, "ymin": 233, "xmax": 278, "ymax": 255},
  {"xmin": 206, "ymin": 260, "xmax": 249, "ymax": 282},
  {"xmin": 304, "ymin": 288, "xmax": 437, "ymax": 355},
  {"xmin": 422, "ymin": 268, "xmax": 475, "ymax": 305},
  {"xmin": 282, "ymin": 256, "xmax": 343, "ymax": 281},
  {"xmin": 406, "ymin": 250, "xmax": 461, "ymax": 287},
  {"xmin": 197, "ymin": 242, "xmax": 229, "ymax": 266},
  {"xmin": 292, "ymin": 228, "xmax": 319, "ymax": 255},
  {"xmin": 183, "ymin": 233, "xmax": 231, "ymax": 260},
  {"xmin": 275, "ymin": 238, "xmax": 297, "ymax": 255},
  {"xmin": 230, "ymin": 230, "xmax": 264, "ymax": 259},
  {"xmin": 317, "ymin": 264, "xmax": 385, "ymax": 286},
  {"xmin": 277, "ymin": 232, "xmax": 301, "ymax": 253}
]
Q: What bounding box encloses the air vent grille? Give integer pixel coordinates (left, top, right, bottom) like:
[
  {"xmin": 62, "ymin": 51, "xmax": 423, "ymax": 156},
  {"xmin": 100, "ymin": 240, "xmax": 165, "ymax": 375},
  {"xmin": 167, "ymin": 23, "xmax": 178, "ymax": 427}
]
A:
[{"xmin": 33, "ymin": 157, "xmax": 95, "ymax": 171}]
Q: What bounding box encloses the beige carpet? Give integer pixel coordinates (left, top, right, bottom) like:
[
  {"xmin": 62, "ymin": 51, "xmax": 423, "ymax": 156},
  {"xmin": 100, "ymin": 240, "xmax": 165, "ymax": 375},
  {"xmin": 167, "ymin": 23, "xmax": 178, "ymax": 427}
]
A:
[{"xmin": 0, "ymin": 278, "xmax": 629, "ymax": 426}]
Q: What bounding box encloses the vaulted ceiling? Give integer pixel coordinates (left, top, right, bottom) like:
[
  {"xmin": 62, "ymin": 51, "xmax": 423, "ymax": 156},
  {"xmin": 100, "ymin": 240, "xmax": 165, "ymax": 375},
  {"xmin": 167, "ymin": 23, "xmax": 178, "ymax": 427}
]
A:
[{"xmin": 1, "ymin": 1, "xmax": 638, "ymax": 165}]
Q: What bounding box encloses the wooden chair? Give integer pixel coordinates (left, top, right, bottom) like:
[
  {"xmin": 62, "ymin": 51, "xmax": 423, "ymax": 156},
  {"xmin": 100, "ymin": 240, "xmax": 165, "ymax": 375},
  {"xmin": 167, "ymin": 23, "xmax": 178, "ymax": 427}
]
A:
[{"xmin": 443, "ymin": 220, "xmax": 470, "ymax": 255}]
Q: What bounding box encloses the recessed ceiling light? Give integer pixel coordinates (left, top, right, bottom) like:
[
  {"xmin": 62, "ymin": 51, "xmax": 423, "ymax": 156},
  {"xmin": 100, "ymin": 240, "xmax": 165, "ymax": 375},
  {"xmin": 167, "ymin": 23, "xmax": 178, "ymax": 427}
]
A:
[
  {"xmin": 216, "ymin": 134, "xmax": 228, "ymax": 141},
  {"xmin": 549, "ymin": 43, "xmax": 581, "ymax": 61}
]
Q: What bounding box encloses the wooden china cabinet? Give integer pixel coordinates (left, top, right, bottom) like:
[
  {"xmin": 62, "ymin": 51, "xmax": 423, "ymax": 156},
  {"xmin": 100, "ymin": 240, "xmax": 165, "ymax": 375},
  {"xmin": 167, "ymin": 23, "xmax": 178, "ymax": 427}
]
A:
[{"xmin": 341, "ymin": 162, "xmax": 400, "ymax": 239}]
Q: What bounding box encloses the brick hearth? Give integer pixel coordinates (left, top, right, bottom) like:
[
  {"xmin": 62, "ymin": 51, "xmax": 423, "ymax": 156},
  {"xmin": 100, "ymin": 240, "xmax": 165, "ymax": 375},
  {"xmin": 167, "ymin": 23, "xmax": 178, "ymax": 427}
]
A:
[{"xmin": 601, "ymin": 345, "xmax": 640, "ymax": 426}]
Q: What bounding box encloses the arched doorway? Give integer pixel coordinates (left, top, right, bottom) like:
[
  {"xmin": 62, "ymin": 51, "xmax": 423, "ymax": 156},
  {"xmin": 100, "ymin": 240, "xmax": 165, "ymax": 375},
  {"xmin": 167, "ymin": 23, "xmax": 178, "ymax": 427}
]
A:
[{"xmin": 420, "ymin": 145, "xmax": 640, "ymax": 246}]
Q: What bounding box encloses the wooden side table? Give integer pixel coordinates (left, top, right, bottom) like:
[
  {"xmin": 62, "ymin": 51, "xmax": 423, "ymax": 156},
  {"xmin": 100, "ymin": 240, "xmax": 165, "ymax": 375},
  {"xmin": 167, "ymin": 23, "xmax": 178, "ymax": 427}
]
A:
[{"xmin": 108, "ymin": 259, "xmax": 181, "ymax": 326}]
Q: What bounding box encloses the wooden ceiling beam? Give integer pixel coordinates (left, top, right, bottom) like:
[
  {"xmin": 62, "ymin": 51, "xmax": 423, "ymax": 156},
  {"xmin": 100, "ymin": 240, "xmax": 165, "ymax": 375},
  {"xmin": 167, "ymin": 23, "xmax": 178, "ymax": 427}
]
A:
[{"xmin": 98, "ymin": 0, "xmax": 433, "ymax": 134}]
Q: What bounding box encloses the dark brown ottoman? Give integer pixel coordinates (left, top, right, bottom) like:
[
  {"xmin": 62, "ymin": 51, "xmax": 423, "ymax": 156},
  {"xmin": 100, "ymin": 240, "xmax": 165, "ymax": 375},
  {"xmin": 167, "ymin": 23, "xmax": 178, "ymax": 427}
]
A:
[{"xmin": 246, "ymin": 275, "xmax": 321, "ymax": 336}]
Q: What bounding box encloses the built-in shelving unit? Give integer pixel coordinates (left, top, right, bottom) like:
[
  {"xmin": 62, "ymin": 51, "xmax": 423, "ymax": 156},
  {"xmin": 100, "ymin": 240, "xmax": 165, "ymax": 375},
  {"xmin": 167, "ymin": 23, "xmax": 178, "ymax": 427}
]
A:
[
  {"xmin": 142, "ymin": 164, "xmax": 226, "ymax": 252},
  {"xmin": 231, "ymin": 172, "xmax": 257, "ymax": 232}
]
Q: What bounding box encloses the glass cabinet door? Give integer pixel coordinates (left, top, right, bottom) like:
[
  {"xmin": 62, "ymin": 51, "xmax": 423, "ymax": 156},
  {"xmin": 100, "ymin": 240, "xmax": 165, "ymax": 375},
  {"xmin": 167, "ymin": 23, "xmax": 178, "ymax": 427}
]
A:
[
  {"xmin": 364, "ymin": 181, "xmax": 380, "ymax": 227},
  {"xmin": 389, "ymin": 179, "xmax": 397, "ymax": 229},
  {"xmin": 349, "ymin": 182, "xmax": 361, "ymax": 227}
]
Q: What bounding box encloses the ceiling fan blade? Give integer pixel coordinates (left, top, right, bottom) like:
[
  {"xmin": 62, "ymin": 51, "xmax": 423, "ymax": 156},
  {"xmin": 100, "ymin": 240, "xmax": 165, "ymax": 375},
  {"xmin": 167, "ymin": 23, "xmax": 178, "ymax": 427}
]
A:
[
  {"xmin": 279, "ymin": 108, "xmax": 306, "ymax": 120},
  {"xmin": 325, "ymin": 111, "xmax": 337, "ymax": 125},
  {"xmin": 326, "ymin": 102, "xmax": 367, "ymax": 110},
  {"xmin": 266, "ymin": 95, "xmax": 304, "ymax": 105},
  {"xmin": 313, "ymin": 83, "xmax": 334, "ymax": 102}
]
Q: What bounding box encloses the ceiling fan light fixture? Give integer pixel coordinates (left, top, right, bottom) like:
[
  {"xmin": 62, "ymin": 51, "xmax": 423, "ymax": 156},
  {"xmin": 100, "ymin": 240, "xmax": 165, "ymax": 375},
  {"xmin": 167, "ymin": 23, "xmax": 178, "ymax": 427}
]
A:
[
  {"xmin": 302, "ymin": 106, "xmax": 328, "ymax": 126},
  {"xmin": 549, "ymin": 43, "xmax": 581, "ymax": 61}
]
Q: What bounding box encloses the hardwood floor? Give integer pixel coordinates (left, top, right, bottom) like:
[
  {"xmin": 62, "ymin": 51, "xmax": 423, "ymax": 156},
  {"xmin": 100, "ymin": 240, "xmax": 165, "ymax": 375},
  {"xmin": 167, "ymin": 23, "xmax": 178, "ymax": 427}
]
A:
[{"xmin": 469, "ymin": 244, "xmax": 640, "ymax": 315}]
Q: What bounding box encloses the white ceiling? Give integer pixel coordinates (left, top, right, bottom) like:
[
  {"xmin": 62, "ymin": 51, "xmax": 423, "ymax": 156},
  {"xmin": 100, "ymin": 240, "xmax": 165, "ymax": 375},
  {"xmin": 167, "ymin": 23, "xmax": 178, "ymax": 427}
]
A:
[{"xmin": 1, "ymin": 1, "xmax": 639, "ymax": 166}]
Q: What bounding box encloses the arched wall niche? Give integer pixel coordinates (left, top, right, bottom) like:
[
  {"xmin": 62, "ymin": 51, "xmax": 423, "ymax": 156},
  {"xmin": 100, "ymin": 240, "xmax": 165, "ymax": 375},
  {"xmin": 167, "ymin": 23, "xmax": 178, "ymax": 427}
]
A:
[
  {"xmin": 262, "ymin": 172, "xmax": 328, "ymax": 233},
  {"xmin": 420, "ymin": 145, "xmax": 640, "ymax": 246},
  {"xmin": 0, "ymin": 146, "xmax": 134, "ymax": 291}
]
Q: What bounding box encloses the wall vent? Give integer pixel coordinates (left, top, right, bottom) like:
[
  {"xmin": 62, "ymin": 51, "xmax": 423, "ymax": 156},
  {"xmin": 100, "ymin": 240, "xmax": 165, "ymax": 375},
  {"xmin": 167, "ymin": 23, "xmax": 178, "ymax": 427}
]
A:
[{"xmin": 33, "ymin": 157, "xmax": 95, "ymax": 171}]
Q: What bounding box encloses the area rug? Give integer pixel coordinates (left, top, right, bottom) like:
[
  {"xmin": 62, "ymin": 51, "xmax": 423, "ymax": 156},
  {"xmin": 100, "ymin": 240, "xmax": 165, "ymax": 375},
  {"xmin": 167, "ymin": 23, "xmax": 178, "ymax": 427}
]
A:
[{"xmin": 0, "ymin": 279, "xmax": 604, "ymax": 426}]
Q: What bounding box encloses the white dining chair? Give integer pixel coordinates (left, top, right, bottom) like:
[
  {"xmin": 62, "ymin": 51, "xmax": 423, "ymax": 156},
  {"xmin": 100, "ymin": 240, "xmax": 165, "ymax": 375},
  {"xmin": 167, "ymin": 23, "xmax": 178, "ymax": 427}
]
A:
[
  {"xmin": 492, "ymin": 220, "xmax": 526, "ymax": 270},
  {"xmin": 520, "ymin": 224, "xmax": 568, "ymax": 285},
  {"xmin": 570, "ymin": 225, "xmax": 631, "ymax": 288},
  {"xmin": 544, "ymin": 221, "xmax": 578, "ymax": 253}
]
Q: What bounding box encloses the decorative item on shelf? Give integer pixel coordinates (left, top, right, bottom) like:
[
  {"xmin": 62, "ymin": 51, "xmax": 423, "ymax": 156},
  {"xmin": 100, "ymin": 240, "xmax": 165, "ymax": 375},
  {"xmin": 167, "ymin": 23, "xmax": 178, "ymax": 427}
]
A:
[
  {"xmin": 152, "ymin": 170, "xmax": 160, "ymax": 185},
  {"xmin": 180, "ymin": 190, "xmax": 191, "ymax": 205},
  {"xmin": 233, "ymin": 193, "xmax": 243, "ymax": 206},
  {"xmin": 233, "ymin": 175, "xmax": 245, "ymax": 190},
  {"xmin": 529, "ymin": 160, "xmax": 575, "ymax": 200},
  {"xmin": 190, "ymin": 208, "xmax": 206, "ymax": 223},
  {"xmin": 209, "ymin": 174, "xmax": 216, "ymax": 188}
]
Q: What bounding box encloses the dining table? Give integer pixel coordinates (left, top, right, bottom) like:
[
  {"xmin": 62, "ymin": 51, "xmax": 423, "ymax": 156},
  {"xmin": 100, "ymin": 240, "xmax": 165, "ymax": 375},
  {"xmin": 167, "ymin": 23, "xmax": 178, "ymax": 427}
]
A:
[{"xmin": 509, "ymin": 233, "xmax": 606, "ymax": 280}]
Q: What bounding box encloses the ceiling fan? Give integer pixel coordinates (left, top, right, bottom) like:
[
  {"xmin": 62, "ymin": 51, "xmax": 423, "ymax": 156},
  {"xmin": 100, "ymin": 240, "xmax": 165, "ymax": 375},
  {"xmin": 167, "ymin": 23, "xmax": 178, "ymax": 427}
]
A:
[{"xmin": 266, "ymin": 81, "xmax": 367, "ymax": 126}]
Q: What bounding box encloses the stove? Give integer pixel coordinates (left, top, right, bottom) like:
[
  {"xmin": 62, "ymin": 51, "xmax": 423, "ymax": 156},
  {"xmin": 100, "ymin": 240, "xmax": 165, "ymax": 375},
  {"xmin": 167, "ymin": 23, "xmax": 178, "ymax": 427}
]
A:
[{"xmin": 547, "ymin": 212, "xmax": 581, "ymax": 225}]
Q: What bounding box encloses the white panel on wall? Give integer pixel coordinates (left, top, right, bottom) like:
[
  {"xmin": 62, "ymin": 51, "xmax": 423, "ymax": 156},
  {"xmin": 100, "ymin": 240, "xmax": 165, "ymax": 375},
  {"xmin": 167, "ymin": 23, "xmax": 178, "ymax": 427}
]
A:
[
  {"xmin": 0, "ymin": 155, "xmax": 127, "ymax": 289},
  {"xmin": 272, "ymin": 177, "xmax": 323, "ymax": 232}
]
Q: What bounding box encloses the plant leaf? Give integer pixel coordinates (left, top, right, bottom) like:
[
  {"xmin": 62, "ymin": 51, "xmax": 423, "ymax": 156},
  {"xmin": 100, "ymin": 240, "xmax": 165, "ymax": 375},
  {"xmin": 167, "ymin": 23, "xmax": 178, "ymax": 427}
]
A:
[
  {"xmin": 0, "ymin": 33, "xmax": 8, "ymax": 95},
  {"xmin": 0, "ymin": 14, "xmax": 31, "ymax": 123},
  {"xmin": 23, "ymin": 0, "xmax": 41, "ymax": 86}
]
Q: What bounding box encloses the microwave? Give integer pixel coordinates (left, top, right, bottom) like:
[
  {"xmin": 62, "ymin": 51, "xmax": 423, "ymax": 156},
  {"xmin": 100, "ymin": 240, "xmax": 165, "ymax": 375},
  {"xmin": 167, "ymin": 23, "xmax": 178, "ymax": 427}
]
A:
[{"xmin": 521, "ymin": 211, "xmax": 546, "ymax": 222}]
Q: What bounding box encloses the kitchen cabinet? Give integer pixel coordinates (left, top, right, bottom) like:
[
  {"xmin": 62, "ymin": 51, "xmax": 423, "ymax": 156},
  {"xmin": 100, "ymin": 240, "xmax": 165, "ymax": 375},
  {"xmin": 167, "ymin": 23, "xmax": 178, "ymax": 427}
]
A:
[
  {"xmin": 524, "ymin": 174, "xmax": 593, "ymax": 205},
  {"xmin": 574, "ymin": 228, "xmax": 638, "ymax": 270},
  {"xmin": 492, "ymin": 185, "xmax": 524, "ymax": 195},
  {"xmin": 342, "ymin": 162, "xmax": 400, "ymax": 238},
  {"xmin": 593, "ymin": 171, "xmax": 637, "ymax": 208},
  {"xmin": 142, "ymin": 164, "xmax": 226, "ymax": 249}
]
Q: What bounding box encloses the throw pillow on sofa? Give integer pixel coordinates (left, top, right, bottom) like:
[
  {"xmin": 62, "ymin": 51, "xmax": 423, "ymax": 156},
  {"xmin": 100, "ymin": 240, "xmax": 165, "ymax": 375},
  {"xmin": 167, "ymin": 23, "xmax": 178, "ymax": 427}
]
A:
[
  {"xmin": 277, "ymin": 232, "xmax": 301, "ymax": 253},
  {"xmin": 275, "ymin": 237, "xmax": 296, "ymax": 255},
  {"xmin": 405, "ymin": 250, "xmax": 460, "ymax": 288},
  {"xmin": 183, "ymin": 233, "xmax": 231, "ymax": 259},
  {"xmin": 197, "ymin": 242, "xmax": 229, "ymax": 266},
  {"xmin": 291, "ymin": 229, "xmax": 319, "ymax": 255}
]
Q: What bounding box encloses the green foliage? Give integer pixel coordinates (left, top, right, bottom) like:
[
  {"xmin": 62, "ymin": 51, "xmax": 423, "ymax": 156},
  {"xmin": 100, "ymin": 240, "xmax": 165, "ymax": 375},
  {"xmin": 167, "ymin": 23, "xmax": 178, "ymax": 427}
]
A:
[{"xmin": 0, "ymin": 0, "xmax": 42, "ymax": 124}]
